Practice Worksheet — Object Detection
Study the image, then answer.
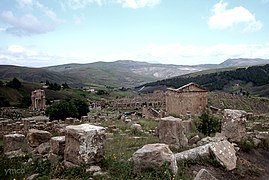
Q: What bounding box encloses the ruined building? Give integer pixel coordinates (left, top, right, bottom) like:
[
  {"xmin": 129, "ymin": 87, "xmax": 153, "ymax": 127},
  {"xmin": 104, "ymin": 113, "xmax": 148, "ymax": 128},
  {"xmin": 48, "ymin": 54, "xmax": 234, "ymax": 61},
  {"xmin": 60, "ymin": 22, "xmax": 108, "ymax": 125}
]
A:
[
  {"xmin": 31, "ymin": 89, "xmax": 46, "ymax": 111},
  {"xmin": 109, "ymin": 90, "xmax": 166, "ymax": 109},
  {"xmin": 166, "ymin": 82, "xmax": 208, "ymax": 116}
]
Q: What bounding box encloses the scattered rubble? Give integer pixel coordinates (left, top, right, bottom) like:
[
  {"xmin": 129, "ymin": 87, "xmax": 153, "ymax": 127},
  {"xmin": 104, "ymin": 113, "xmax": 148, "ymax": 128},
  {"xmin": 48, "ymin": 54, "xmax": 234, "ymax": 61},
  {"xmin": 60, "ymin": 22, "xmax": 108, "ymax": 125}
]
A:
[{"xmin": 131, "ymin": 143, "xmax": 178, "ymax": 175}]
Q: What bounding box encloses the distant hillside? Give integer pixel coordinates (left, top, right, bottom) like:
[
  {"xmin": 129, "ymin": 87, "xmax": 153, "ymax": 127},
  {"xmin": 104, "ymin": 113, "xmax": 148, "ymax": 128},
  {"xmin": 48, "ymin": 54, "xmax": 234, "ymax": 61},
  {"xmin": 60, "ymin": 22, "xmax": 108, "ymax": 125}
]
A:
[
  {"xmin": 1, "ymin": 58, "xmax": 269, "ymax": 88},
  {"xmin": 218, "ymin": 58, "xmax": 269, "ymax": 68},
  {"xmin": 139, "ymin": 64, "xmax": 269, "ymax": 97},
  {"xmin": 0, "ymin": 65, "xmax": 83, "ymax": 87},
  {"xmin": 45, "ymin": 58, "xmax": 269, "ymax": 87}
]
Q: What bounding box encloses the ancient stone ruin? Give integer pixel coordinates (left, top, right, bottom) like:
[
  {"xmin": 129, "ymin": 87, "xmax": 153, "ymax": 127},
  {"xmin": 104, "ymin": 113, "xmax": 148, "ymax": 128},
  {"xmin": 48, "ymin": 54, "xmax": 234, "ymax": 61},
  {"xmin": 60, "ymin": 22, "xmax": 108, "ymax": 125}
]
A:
[
  {"xmin": 64, "ymin": 124, "xmax": 106, "ymax": 166},
  {"xmin": 31, "ymin": 89, "xmax": 46, "ymax": 111},
  {"xmin": 131, "ymin": 143, "xmax": 178, "ymax": 175},
  {"xmin": 221, "ymin": 109, "xmax": 247, "ymax": 143},
  {"xmin": 166, "ymin": 82, "xmax": 208, "ymax": 116},
  {"xmin": 158, "ymin": 116, "xmax": 188, "ymax": 148}
]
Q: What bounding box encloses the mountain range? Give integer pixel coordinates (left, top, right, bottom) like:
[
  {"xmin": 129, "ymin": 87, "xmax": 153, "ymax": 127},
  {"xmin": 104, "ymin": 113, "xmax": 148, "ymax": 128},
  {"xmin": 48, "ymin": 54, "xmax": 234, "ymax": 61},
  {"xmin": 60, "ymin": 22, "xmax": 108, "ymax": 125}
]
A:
[{"xmin": 0, "ymin": 58, "xmax": 269, "ymax": 87}]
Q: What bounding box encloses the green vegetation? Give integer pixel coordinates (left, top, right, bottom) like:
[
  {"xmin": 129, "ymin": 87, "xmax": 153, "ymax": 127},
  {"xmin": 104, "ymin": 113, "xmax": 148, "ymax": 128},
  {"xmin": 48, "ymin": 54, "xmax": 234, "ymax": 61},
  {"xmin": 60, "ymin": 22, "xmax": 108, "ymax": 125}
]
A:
[
  {"xmin": 142, "ymin": 64, "xmax": 269, "ymax": 97},
  {"xmin": 194, "ymin": 113, "xmax": 221, "ymax": 136},
  {"xmin": 45, "ymin": 99, "xmax": 89, "ymax": 120},
  {"xmin": 6, "ymin": 78, "xmax": 22, "ymax": 89},
  {"xmin": 239, "ymin": 137, "xmax": 255, "ymax": 152}
]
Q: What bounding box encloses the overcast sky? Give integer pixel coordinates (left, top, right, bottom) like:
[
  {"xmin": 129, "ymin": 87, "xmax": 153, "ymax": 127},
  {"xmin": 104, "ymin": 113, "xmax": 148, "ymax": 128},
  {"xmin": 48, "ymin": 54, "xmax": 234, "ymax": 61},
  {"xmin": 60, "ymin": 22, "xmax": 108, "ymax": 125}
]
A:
[{"xmin": 0, "ymin": 0, "xmax": 269, "ymax": 67}]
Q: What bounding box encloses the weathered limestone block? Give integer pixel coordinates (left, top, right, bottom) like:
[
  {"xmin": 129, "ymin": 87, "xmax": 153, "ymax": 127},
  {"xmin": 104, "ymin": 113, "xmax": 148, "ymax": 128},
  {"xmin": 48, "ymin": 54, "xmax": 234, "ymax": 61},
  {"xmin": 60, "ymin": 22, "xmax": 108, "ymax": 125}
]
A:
[
  {"xmin": 37, "ymin": 142, "xmax": 50, "ymax": 154},
  {"xmin": 175, "ymin": 143, "xmax": 211, "ymax": 161},
  {"xmin": 4, "ymin": 133, "xmax": 28, "ymax": 154},
  {"xmin": 209, "ymin": 140, "xmax": 237, "ymax": 170},
  {"xmin": 194, "ymin": 169, "xmax": 218, "ymax": 180},
  {"xmin": 81, "ymin": 116, "xmax": 89, "ymax": 123},
  {"xmin": 221, "ymin": 109, "xmax": 247, "ymax": 142},
  {"xmin": 27, "ymin": 129, "xmax": 52, "ymax": 147},
  {"xmin": 65, "ymin": 117, "xmax": 75, "ymax": 125},
  {"xmin": 158, "ymin": 116, "xmax": 188, "ymax": 148},
  {"xmin": 189, "ymin": 135, "xmax": 200, "ymax": 146},
  {"xmin": 131, "ymin": 143, "xmax": 178, "ymax": 174},
  {"xmin": 182, "ymin": 119, "xmax": 193, "ymax": 135},
  {"xmin": 64, "ymin": 124, "xmax": 106, "ymax": 165},
  {"xmin": 50, "ymin": 136, "xmax": 65, "ymax": 155},
  {"xmin": 197, "ymin": 134, "xmax": 226, "ymax": 146},
  {"xmin": 175, "ymin": 140, "xmax": 237, "ymax": 171}
]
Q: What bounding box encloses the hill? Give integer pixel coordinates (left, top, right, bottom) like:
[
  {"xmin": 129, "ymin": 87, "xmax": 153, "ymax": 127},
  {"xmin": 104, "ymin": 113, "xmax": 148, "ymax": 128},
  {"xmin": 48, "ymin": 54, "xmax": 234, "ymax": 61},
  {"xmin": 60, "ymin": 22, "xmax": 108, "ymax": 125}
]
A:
[
  {"xmin": 45, "ymin": 58, "xmax": 269, "ymax": 87},
  {"xmin": 0, "ymin": 65, "xmax": 83, "ymax": 87},
  {"xmin": 1, "ymin": 58, "xmax": 269, "ymax": 88},
  {"xmin": 138, "ymin": 64, "xmax": 269, "ymax": 97}
]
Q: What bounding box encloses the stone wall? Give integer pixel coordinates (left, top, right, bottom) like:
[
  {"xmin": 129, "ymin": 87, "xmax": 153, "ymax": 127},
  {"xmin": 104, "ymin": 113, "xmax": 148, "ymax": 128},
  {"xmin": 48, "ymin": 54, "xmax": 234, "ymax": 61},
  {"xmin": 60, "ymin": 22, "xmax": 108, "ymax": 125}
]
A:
[
  {"xmin": 166, "ymin": 83, "xmax": 208, "ymax": 116},
  {"xmin": 109, "ymin": 90, "xmax": 166, "ymax": 110}
]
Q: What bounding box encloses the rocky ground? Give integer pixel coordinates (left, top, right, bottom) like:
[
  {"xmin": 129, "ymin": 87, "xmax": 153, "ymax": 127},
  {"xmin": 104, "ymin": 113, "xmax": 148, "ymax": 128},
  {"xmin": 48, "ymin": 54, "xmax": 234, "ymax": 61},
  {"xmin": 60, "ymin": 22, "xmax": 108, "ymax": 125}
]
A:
[{"xmin": 184, "ymin": 148, "xmax": 269, "ymax": 180}]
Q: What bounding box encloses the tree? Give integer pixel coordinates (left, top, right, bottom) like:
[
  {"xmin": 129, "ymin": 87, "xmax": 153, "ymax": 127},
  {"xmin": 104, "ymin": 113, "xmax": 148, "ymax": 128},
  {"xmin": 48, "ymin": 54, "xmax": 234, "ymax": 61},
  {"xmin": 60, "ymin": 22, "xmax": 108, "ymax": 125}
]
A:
[
  {"xmin": 45, "ymin": 99, "xmax": 89, "ymax": 120},
  {"xmin": 0, "ymin": 96, "xmax": 10, "ymax": 107},
  {"xmin": 196, "ymin": 113, "xmax": 221, "ymax": 136},
  {"xmin": 45, "ymin": 100, "xmax": 78, "ymax": 120},
  {"xmin": 6, "ymin": 78, "xmax": 22, "ymax": 89},
  {"xmin": 18, "ymin": 95, "xmax": 32, "ymax": 108},
  {"xmin": 96, "ymin": 89, "xmax": 109, "ymax": 95},
  {"xmin": 72, "ymin": 99, "xmax": 89, "ymax": 118},
  {"xmin": 62, "ymin": 82, "xmax": 70, "ymax": 89}
]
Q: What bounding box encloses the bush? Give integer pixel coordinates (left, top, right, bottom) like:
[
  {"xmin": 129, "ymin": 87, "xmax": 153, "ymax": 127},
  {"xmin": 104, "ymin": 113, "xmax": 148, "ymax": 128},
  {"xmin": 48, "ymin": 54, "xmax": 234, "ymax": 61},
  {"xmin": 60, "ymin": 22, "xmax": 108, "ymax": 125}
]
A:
[
  {"xmin": 18, "ymin": 95, "xmax": 31, "ymax": 108},
  {"xmin": 239, "ymin": 137, "xmax": 255, "ymax": 152},
  {"xmin": 6, "ymin": 78, "xmax": 22, "ymax": 89},
  {"xmin": 0, "ymin": 96, "xmax": 10, "ymax": 107},
  {"xmin": 45, "ymin": 99, "xmax": 89, "ymax": 120},
  {"xmin": 96, "ymin": 89, "xmax": 109, "ymax": 95},
  {"xmin": 196, "ymin": 113, "xmax": 221, "ymax": 136}
]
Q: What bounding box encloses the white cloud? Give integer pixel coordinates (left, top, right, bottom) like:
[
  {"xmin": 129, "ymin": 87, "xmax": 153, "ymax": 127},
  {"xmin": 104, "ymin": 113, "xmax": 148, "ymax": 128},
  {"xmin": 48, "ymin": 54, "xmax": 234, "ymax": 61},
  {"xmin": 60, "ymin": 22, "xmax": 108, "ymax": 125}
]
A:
[
  {"xmin": 1, "ymin": 43, "xmax": 269, "ymax": 67},
  {"xmin": 8, "ymin": 45, "xmax": 25, "ymax": 54},
  {"xmin": 0, "ymin": 11, "xmax": 54, "ymax": 36},
  {"xmin": 16, "ymin": 0, "xmax": 33, "ymax": 8},
  {"xmin": 0, "ymin": 45, "xmax": 70, "ymax": 67},
  {"xmin": 61, "ymin": 0, "xmax": 161, "ymax": 10},
  {"xmin": 0, "ymin": 1, "xmax": 62, "ymax": 36},
  {"xmin": 97, "ymin": 43, "xmax": 269, "ymax": 65},
  {"xmin": 208, "ymin": 0, "xmax": 263, "ymax": 32},
  {"xmin": 117, "ymin": 0, "xmax": 161, "ymax": 9}
]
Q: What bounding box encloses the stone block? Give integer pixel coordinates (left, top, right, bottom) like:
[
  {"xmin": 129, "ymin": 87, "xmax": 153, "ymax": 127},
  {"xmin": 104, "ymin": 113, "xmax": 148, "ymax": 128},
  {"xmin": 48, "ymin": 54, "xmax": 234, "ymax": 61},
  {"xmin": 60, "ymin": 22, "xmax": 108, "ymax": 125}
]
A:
[
  {"xmin": 50, "ymin": 136, "xmax": 65, "ymax": 155},
  {"xmin": 194, "ymin": 169, "xmax": 218, "ymax": 180},
  {"xmin": 3, "ymin": 133, "xmax": 28, "ymax": 153},
  {"xmin": 131, "ymin": 143, "xmax": 178, "ymax": 175},
  {"xmin": 221, "ymin": 109, "xmax": 247, "ymax": 143},
  {"xmin": 64, "ymin": 124, "xmax": 106, "ymax": 165},
  {"xmin": 158, "ymin": 116, "xmax": 188, "ymax": 148},
  {"xmin": 27, "ymin": 129, "xmax": 52, "ymax": 147}
]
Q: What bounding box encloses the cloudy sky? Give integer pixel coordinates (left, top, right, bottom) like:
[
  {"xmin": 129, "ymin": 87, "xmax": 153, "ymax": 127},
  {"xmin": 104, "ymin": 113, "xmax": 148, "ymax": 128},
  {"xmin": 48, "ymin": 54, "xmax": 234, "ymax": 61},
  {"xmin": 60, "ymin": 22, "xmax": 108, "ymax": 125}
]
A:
[{"xmin": 0, "ymin": 0, "xmax": 269, "ymax": 67}]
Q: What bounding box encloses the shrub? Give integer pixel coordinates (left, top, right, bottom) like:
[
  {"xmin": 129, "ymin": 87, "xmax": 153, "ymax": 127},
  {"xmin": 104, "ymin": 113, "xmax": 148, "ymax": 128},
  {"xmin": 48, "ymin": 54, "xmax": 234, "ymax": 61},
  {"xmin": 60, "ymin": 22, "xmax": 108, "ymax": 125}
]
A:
[
  {"xmin": 196, "ymin": 113, "xmax": 221, "ymax": 136},
  {"xmin": 0, "ymin": 96, "xmax": 10, "ymax": 107},
  {"xmin": 239, "ymin": 137, "xmax": 255, "ymax": 152},
  {"xmin": 18, "ymin": 95, "xmax": 31, "ymax": 108},
  {"xmin": 45, "ymin": 99, "xmax": 89, "ymax": 120},
  {"xmin": 6, "ymin": 78, "xmax": 22, "ymax": 89}
]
